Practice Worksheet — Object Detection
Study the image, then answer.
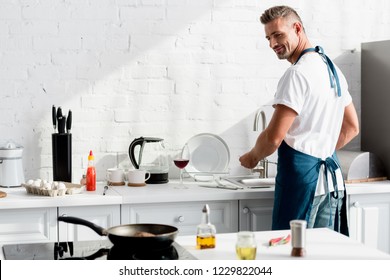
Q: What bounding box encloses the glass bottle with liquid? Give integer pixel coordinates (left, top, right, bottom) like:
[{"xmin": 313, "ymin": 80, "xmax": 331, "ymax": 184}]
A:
[
  {"xmin": 236, "ymin": 231, "xmax": 257, "ymax": 260},
  {"xmin": 196, "ymin": 204, "xmax": 216, "ymax": 249}
]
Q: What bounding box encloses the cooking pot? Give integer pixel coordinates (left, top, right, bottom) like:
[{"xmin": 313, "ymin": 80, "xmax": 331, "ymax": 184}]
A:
[
  {"xmin": 58, "ymin": 216, "xmax": 178, "ymax": 250},
  {"xmin": 0, "ymin": 142, "xmax": 25, "ymax": 188}
]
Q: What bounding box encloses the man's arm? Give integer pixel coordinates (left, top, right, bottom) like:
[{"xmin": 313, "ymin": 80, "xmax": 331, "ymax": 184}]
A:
[
  {"xmin": 336, "ymin": 102, "xmax": 360, "ymax": 150},
  {"xmin": 239, "ymin": 104, "xmax": 297, "ymax": 169}
]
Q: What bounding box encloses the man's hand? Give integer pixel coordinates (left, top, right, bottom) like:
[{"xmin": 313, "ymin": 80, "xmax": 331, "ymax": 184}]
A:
[
  {"xmin": 239, "ymin": 104, "xmax": 297, "ymax": 170},
  {"xmin": 239, "ymin": 149, "xmax": 260, "ymax": 169}
]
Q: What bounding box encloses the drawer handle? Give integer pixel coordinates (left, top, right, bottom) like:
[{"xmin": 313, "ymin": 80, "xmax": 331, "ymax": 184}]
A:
[
  {"xmin": 243, "ymin": 207, "xmax": 250, "ymax": 214},
  {"xmin": 353, "ymin": 202, "xmax": 360, "ymax": 208},
  {"xmin": 178, "ymin": 216, "xmax": 185, "ymax": 223}
]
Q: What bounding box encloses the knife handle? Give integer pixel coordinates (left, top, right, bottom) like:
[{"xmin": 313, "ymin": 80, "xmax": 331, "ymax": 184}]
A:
[
  {"xmin": 66, "ymin": 110, "xmax": 72, "ymax": 133},
  {"xmin": 52, "ymin": 105, "xmax": 56, "ymax": 131},
  {"xmin": 58, "ymin": 116, "xmax": 66, "ymax": 134},
  {"xmin": 56, "ymin": 107, "xmax": 62, "ymax": 120}
]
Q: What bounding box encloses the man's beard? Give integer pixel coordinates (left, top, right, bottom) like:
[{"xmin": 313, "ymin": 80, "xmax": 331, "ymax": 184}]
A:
[{"xmin": 276, "ymin": 50, "xmax": 290, "ymax": 60}]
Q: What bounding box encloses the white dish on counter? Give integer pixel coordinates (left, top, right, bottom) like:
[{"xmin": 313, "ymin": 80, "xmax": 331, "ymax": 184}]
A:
[{"xmin": 184, "ymin": 133, "xmax": 230, "ymax": 180}]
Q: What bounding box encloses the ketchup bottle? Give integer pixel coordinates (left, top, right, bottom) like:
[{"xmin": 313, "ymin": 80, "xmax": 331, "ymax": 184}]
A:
[{"xmin": 86, "ymin": 150, "xmax": 96, "ymax": 191}]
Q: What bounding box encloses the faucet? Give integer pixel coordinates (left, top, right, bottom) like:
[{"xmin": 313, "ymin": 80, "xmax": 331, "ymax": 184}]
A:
[
  {"xmin": 253, "ymin": 109, "xmax": 266, "ymax": 131},
  {"xmin": 252, "ymin": 108, "xmax": 277, "ymax": 178}
]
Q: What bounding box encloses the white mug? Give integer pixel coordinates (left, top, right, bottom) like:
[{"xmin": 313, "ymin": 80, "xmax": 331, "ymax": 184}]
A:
[
  {"xmin": 106, "ymin": 168, "xmax": 125, "ymax": 183},
  {"xmin": 127, "ymin": 169, "xmax": 151, "ymax": 185}
]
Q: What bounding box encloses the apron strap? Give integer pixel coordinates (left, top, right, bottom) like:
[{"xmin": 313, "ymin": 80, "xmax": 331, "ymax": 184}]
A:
[
  {"xmin": 318, "ymin": 156, "xmax": 340, "ymax": 226},
  {"xmin": 295, "ymin": 46, "xmax": 341, "ymax": 97},
  {"xmin": 319, "ymin": 156, "xmax": 340, "ymax": 197}
]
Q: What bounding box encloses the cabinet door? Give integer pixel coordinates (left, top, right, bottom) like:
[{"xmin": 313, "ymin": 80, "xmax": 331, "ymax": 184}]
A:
[
  {"xmin": 0, "ymin": 207, "xmax": 57, "ymax": 244},
  {"xmin": 121, "ymin": 201, "xmax": 238, "ymax": 236},
  {"xmin": 348, "ymin": 193, "xmax": 390, "ymax": 254},
  {"xmin": 239, "ymin": 199, "xmax": 274, "ymax": 231},
  {"xmin": 58, "ymin": 205, "xmax": 120, "ymax": 242}
]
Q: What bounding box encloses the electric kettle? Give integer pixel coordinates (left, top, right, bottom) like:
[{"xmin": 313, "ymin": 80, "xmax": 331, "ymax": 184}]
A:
[
  {"xmin": 0, "ymin": 141, "xmax": 25, "ymax": 188},
  {"xmin": 129, "ymin": 137, "xmax": 169, "ymax": 184}
]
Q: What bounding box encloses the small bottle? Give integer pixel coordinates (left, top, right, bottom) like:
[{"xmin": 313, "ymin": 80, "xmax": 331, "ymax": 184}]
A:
[
  {"xmin": 290, "ymin": 220, "xmax": 307, "ymax": 257},
  {"xmin": 86, "ymin": 150, "xmax": 96, "ymax": 191},
  {"xmin": 196, "ymin": 204, "xmax": 216, "ymax": 249}
]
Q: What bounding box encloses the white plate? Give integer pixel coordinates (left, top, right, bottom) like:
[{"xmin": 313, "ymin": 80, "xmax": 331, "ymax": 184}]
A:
[{"xmin": 183, "ymin": 133, "xmax": 230, "ymax": 178}]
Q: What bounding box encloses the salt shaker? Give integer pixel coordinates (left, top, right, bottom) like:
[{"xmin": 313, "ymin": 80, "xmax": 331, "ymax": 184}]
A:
[{"xmin": 290, "ymin": 220, "xmax": 307, "ymax": 257}]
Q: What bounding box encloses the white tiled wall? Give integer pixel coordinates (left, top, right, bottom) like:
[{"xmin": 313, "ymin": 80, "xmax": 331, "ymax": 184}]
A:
[{"xmin": 1, "ymin": 0, "xmax": 389, "ymax": 181}]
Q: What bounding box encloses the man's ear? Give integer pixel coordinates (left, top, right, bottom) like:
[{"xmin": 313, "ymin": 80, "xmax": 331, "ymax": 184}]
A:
[{"xmin": 293, "ymin": 22, "xmax": 303, "ymax": 35}]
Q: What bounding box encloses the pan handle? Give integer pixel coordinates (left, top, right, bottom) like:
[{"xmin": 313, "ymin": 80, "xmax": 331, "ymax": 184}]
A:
[{"xmin": 58, "ymin": 215, "xmax": 108, "ymax": 236}]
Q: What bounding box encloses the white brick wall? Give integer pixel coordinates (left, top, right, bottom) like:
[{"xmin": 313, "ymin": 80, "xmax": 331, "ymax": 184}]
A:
[{"xmin": 1, "ymin": 0, "xmax": 389, "ymax": 182}]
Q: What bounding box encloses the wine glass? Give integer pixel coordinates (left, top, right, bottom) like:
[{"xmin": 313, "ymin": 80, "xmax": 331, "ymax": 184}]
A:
[{"xmin": 173, "ymin": 144, "xmax": 190, "ymax": 189}]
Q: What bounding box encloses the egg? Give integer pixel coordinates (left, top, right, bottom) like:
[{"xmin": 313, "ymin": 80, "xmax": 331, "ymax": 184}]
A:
[
  {"xmin": 58, "ymin": 182, "xmax": 66, "ymax": 190},
  {"xmin": 27, "ymin": 179, "xmax": 34, "ymax": 186},
  {"xmin": 32, "ymin": 180, "xmax": 41, "ymax": 188},
  {"xmin": 44, "ymin": 182, "xmax": 52, "ymax": 190}
]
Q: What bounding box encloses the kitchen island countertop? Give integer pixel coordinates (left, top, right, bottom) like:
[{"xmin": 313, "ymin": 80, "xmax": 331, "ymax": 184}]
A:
[{"xmin": 176, "ymin": 228, "xmax": 390, "ymax": 260}]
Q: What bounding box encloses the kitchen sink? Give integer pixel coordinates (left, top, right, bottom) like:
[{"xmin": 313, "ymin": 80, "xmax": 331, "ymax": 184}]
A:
[{"xmin": 224, "ymin": 175, "xmax": 275, "ymax": 189}]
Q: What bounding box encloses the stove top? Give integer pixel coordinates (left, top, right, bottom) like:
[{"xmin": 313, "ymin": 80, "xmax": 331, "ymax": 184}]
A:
[{"xmin": 2, "ymin": 240, "xmax": 196, "ymax": 260}]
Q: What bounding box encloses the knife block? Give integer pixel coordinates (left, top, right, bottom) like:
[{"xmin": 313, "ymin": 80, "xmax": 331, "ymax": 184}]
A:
[{"xmin": 52, "ymin": 133, "xmax": 72, "ymax": 182}]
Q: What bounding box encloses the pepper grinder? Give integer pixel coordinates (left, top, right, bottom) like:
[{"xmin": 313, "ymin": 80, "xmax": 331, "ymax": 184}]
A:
[{"xmin": 290, "ymin": 220, "xmax": 307, "ymax": 257}]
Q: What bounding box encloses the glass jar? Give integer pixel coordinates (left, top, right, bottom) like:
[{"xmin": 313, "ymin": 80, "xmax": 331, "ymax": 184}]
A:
[{"xmin": 236, "ymin": 231, "xmax": 257, "ymax": 260}]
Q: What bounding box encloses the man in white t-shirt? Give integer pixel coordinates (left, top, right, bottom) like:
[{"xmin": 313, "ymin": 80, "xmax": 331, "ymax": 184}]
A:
[{"xmin": 239, "ymin": 6, "xmax": 359, "ymax": 234}]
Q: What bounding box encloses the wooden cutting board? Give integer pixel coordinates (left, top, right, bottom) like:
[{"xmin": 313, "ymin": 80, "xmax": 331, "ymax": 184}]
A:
[
  {"xmin": 0, "ymin": 191, "xmax": 7, "ymax": 198},
  {"xmin": 344, "ymin": 177, "xmax": 387, "ymax": 184}
]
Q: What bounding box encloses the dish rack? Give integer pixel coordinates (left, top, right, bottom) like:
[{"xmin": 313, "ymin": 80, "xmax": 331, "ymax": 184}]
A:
[{"xmin": 184, "ymin": 171, "xmax": 230, "ymax": 182}]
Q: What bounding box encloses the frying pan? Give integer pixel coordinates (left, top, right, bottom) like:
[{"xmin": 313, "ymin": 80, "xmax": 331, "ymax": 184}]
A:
[{"xmin": 58, "ymin": 216, "xmax": 178, "ymax": 250}]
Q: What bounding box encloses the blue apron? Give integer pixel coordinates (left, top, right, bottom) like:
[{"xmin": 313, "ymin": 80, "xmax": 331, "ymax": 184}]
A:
[
  {"xmin": 272, "ymin": 141, "xmax": 341, "ymax": 229},
  {"xmin": 271, "ymin": 46, "xmax": 349, "ymax": 235}
]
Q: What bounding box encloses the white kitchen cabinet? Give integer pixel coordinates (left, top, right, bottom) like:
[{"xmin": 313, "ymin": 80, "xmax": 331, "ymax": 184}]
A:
[
  {"xmin": 58, "ymin": 205, "xmax": 121, "ymax": 242},
  {"xmin": 239, "ymin": 198, "xmax": 274, "ymax": 231},
  {"xmin": 121, "ymin": 200, "xmax": 239, "ymax": 236},
  {"xmin": 0, "ymin": 207, "xmax": 57, "ymax": 244},
  {"xmin": 348, "ymin": 193, "xmax": 390, "ymax": 254}
]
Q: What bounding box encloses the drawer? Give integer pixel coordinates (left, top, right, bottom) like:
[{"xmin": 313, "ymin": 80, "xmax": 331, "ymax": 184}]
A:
[
  {"xmin": 0, "ymin": 207, "xmax": 57, "ymax": 244},
  {"xmin": 121, "ymin": 200, "xmax": 238, "ymax": 236},
  {"xmin": 58, "ymin": 205, "xmax": 120, "ymax": 242}
]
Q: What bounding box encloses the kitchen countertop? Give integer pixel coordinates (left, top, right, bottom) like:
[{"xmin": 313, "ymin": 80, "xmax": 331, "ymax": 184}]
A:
[
  {"xmin": 0, "ymin": 184, "xmax": 122, "ymax": 210},
  {"xmin": 1, "ymin": 179, "xmax": 390, "ymax": 210},
  {"xmin": 112, "ymin": 180, "xmax": 274, "ymax": 204},
  {"xmin": 344, "ymin": 180, "xmax": 390, "ymax": 195},
  {"xmin": 176, "ymin": 228, "xmax": 390, "ymax": 260}
]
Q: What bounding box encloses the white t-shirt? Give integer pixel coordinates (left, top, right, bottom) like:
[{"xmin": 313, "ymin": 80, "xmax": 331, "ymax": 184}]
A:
[{"xmin": 273, "ymin": 52, "xmax": 352, "ymax": 195}]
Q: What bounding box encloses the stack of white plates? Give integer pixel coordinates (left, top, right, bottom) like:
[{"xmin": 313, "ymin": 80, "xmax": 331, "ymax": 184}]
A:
[{"xmin": 183, "ymin": 133, "xmax": 230, "ymax": 180}]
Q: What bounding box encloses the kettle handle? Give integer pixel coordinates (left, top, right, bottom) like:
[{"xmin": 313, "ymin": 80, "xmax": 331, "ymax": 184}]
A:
[{"xmin": 128, "ymin": 137, "xmax": 145, "ymax": 169}]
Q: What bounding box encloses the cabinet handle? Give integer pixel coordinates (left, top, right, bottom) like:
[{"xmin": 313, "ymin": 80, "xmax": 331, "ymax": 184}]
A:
[
  {"xmin": 178, "ymin": 216, "xmax": 185, "ymax": 223},
  {"xmin": 353, "ymin": 202, "xmax": 360, "ymax": 208},
  {"xmin": 242, "ymin": 207, "xmax": 250, "ymax": 214}
]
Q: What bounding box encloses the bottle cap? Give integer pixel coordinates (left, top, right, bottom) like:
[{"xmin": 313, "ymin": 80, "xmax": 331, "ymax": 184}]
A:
[
  {"xmin": 202, "ymin": 204, "xmax": 210, "ymax": 213},
  {"xmin": 88, "ymin": 150, "xmax": 94, "ymax": 161}
]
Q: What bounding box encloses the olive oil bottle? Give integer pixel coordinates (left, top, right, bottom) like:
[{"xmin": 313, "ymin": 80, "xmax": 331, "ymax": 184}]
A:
[{"xmin": 196, "ymin": 204, "xmax": 216, "ymax": 249}]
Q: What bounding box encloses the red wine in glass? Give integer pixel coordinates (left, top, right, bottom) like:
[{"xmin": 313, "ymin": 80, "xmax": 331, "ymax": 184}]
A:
[
  {"xmin": 174, "ymin": 159, "xmax": 189, "ymax": 169},
  {"xmin": 174, "ymin": 158, "xmax": 189, "ymax": 188}
]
